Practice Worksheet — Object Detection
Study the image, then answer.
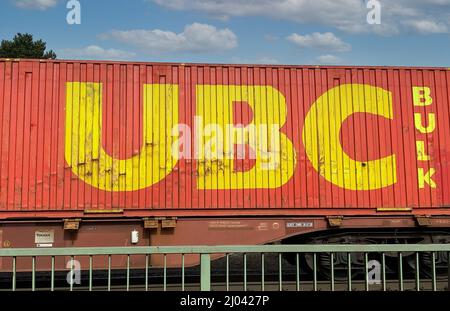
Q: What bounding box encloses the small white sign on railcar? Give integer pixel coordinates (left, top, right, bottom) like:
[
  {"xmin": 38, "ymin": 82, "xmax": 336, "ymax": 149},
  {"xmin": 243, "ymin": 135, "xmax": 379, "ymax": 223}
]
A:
[
  {"xmin": 35, "ymin": 230, "xmax": 54, "ymax": 247},
  {"xmin": 286, "ymin": 222, "xmax": 314, "ymax": 228}
]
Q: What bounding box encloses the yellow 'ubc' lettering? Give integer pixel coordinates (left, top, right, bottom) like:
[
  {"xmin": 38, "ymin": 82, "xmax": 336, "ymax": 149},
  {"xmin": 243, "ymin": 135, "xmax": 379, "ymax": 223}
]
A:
[
  {"xmin": 196, "ymin": 85, "xmax": 296, "ymax": 189},
  {"xmin": 414, "ymin": 113, "xmax": 436, "ymax": 134},
  {"xmin": 413, "ymin": 87, "xmax": 433, "ymax": 106},
  {"xmin": 303, "ymin": 84, "xmax": 396, "ymax": 190},
  {"xmin": 418, "ymin": 168, "xmax": 436, "ymax": 189},
  {"xmin": 65, "ymin": 82, "xmax": 179, "ymax": 191}
]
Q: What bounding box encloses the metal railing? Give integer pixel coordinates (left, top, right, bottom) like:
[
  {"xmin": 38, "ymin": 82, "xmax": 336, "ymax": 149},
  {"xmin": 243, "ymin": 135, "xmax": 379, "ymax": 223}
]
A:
[{"xmin": 1, "ymin": 244, "xmax": 449, "ymax": 291}]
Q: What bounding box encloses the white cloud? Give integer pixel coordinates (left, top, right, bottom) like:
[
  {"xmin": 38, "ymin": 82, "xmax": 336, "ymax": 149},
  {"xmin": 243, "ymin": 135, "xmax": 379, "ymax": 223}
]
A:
[
  {"xmin": 100, "ymin": 23, "xmax": 237, "ymax": 54},
  {"xmin": 316, "ymin": 54, "xmax": 343, "ymax": 65},
  {"xmin": 230, "ymin": 56, "xmax": 279, "ymax": 65},
  {"xmin": 287, "ymin": 32, "xmax": 351, "ymax": 52},
  {"xmin": 256, "ymin": 57, "xmax": 279, "ymax": 64},
  {"xmin": 151, "ymin": 0, "xmax": 450, "ymax": 35},
  {"xmin": 58, "ymin": 45, "xmax": 136, "ymax": 60},
  {"xmin": 403, "ymin": 20, "xmax": 449, "ymax": 34},
  {"xmin": 153, "ymin": 0, "xmax": 367, "ymax": 33},
  {"xmin": 13, "ymin": 0, "xmax": 58, "ymax": 10}
]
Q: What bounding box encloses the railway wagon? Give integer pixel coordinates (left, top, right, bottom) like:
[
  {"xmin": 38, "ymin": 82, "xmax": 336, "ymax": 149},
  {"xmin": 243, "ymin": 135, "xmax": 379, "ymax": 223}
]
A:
[{"xmin": 0, "ymin": 59, "xmax": 449, "ymax": 274}]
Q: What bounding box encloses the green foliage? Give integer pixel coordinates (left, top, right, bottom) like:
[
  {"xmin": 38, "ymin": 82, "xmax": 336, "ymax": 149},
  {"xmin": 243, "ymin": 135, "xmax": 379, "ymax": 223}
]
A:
[{"xmin": 0, "ymin": 33, "xmax": 56, "ymax": 59}]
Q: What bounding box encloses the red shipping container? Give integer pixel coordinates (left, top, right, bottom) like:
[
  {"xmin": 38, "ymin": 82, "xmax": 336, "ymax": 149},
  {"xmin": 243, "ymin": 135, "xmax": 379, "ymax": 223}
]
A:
[{"xmin": 1, "ymin": 59, "xmax": 450, "ymax": 219}]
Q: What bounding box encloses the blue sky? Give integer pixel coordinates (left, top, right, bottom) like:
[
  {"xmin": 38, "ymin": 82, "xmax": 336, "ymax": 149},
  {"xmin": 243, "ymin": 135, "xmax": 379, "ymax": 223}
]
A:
[{"xmin": 0, "ymin": 0, "xmax": 449, "ymax": 66}]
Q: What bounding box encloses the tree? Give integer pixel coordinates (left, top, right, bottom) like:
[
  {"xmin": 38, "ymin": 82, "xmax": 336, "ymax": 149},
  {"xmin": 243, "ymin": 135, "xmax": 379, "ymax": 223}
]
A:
[{"xmin": 0, "ymin": 33, "xmax": 56, "ymax": 59}]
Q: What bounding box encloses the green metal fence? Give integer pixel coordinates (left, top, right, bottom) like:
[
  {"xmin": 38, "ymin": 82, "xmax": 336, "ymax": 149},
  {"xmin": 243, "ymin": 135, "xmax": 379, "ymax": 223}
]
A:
[{"xmin": 1, "ymin": 244, "xmax": 449, "ymax": 291}]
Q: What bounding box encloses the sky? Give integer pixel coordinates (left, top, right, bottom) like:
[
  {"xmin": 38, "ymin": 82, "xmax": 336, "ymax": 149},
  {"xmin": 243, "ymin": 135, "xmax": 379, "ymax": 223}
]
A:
[{"xmin": 0, "ymin": 0, "xmax": 449, "ymax": 67}]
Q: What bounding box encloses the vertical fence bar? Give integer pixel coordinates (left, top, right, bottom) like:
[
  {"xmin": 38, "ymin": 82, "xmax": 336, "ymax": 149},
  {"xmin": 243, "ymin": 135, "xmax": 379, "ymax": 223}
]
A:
[
  {"xmin": 51, "ymin": 256, "xmax": 55, "ymax": 292},
  {"xmin": 399, "ymin": 253, "xmax": 403, "ymax": 292},
  {"xmin": 32, "ymin": 256, "xmax": 36, "ymax": 291},
  {"xmin": 296, "ymin": 253, "xmax": 300, "ymax": 291},
  {"xmin": 415, "ymin": 252, "xmax": 420, "ymax": 291},
  {"xmin": 313, "ymin": 253, "xmax": 317, "ymax": 292},
  {"xmin": 261, "ymin": 253, "xmax": 265, "ymax": 291},
  {"xmin": 200, "ymin": 253, "xmax": 211, "ymax": 291},
  {"xmin": 145, "ymin": 255, "xmax": 149, "ymax": 292},
  {"xmin": 12, "ymin": 256, "xmax": 16, "ymax": 291},
  {"xmin": 107, "ymin": 255, "xmax": 111, "ymax": 291},
  {"xmin": 181, "ymin": 254, "xmax": 185, "ymax": 292},
  {"xmin": 279, "ymin": 253, "xmax": 283, "ymax": 291},
  {"xmin": 331, "ymin": 253, "xmax": 335, "ymax": 292},
  {"xmin": 347, "ymin": 253, "xmax": 352, "ymax": 292},
  {"xmin": 382, "ymin": 253, "xmax": 386, "ymax": 291},
  {"xmin": 432, "ymin": 252, "xmax": 437, "ymax": 292},
  {"xmin": 69, "ymin": 256, "xmax": 74, "ymax": 292},
  {"xmin": 365, "ymin": 253, "xmax": 369, "ymax": 291},
  {"xmin": 226, "ymin": 254, "xmax": 230, "ymax": 291},
  {"xmin": 89, "ymin": 256, "xmax": 93, "ymax": 292},
  {"xmin": 163, "ymin": 254, "xmax": 167, "ymax": 292},
  {"xmin": 243, "ymin": 253, "xmax": 247, "ymax": 291},
  {"xmin": 126, "ymin": 255, "xmax": 130, "ymax": 291}
]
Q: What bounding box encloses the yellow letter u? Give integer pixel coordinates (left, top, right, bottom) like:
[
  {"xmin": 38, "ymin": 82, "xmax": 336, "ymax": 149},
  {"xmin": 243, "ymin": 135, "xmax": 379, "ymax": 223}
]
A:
[{"xmin": 65, "ymin": 82, "xmax": 179, "ymax": 191}]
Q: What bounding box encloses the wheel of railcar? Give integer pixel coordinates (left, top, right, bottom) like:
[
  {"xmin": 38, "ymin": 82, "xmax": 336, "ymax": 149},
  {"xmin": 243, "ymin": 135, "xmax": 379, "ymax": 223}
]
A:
[
  {"xmin": 384, "ymin": 251, "xmax": 414, "ymax": 278},
  {"xmin": 304, "ymin": 237, "xmax": 372, "ymax": 281},
  {"xmin": 405, "ymin": 235, "xmax": 450, "ymax": 279},
  {"xmin": 402, "ymin": 235, "xmax": 450, "ymax": 278},
  {"xmin": 372, "ymin": 236, "xmax": 420, "ymax": 278},
  {"xmin": 418, "ymin": 250, "xmax": 449, "ymax": 278}
]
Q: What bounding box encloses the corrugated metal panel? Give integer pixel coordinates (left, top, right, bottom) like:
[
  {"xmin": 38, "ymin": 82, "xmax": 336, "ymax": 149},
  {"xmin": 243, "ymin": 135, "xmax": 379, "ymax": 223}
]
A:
[{"xmin": 0, "ymin": 59, "xmax": 450, "ymax": 216}]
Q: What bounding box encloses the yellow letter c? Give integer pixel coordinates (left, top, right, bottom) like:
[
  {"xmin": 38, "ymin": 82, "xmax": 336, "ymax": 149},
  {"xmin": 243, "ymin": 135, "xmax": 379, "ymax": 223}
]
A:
[{"xmin": 302, "ymin": 84, "xmax": 396, "ymax": 191}]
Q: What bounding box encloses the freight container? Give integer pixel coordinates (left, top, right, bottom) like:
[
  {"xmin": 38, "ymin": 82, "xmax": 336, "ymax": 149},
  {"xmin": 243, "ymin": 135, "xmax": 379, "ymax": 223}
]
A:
[{"xmin": 0, "ymin": 59, "xmax": 449, "ymax": 271}]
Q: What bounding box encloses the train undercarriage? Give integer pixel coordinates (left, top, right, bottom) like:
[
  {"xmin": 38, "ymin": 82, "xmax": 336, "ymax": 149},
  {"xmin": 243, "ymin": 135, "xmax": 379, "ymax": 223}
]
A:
[
  {"xmin": 0, "ymin": 214, "xmax": 449, "ymax": 274},
  {"xmin": 282, "ymin": 228, "xmax": 450, "ymax": 279}
]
